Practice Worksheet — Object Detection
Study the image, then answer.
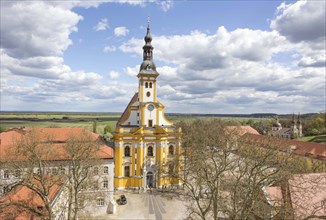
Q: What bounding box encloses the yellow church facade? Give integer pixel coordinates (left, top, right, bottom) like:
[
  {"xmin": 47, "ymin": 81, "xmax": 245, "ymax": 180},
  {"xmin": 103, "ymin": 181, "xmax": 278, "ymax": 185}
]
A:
[{"xmin": 113, "ymin": 22, "xmax": 182, "ymax": 189}]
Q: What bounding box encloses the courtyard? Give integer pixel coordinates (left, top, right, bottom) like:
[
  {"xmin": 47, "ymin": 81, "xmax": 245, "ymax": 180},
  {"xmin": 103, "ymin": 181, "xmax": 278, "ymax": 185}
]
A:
[{"xmin": 105, "ymin": 189, "xmax": 187, "ymax": 220}]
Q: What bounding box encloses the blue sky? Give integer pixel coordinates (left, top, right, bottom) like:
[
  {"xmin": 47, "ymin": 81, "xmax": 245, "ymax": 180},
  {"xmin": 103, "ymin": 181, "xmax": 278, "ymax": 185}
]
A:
[{"xmin": 1, "ymin": 0, "xmax": 325, "ymax": 114}]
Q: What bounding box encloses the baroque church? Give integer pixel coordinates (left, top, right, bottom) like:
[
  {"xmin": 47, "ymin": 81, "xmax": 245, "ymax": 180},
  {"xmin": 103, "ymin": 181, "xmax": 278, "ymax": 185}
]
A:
[
  {"xmin": 269, "ymin": 113, "xmax": 303, "ymax": 139},
  {"xmin": 113, "ymin": 21, "xmax": 182, "ymax": 189}
]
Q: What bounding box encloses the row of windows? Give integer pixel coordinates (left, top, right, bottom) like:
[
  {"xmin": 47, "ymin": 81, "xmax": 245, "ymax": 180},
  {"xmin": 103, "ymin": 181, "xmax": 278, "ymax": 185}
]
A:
[
  {"xmin": 124, "ymin": 145, "xmax": 175, "ymax": 157},
  {"xmin": 123, "ymin": 164, "xmax": 174, "ymax": 177},
  {"xmin": 145, "ymin": 82, "xmax": 153, "ymax": 88},
  {"xmin": 93, "ymin": 166, "xmax": 109, "ymax": 175},
  {"xmin": 1, "ymin": 166, "xmax": 109, "ymax": 179},
  {"xmin": 1, "ymin": 170, "xmax": 23, "ymax": 179},
  {"xmin": 1, "ymin": 185, "xmax": 10, "ymax": 194},
  {"xmin": 80, "ymin": 198, "xmax": 106, "ymax": 206},
  {"xmin": 81, "ymin": 179, "xmax": 109, "ymax": 190}
]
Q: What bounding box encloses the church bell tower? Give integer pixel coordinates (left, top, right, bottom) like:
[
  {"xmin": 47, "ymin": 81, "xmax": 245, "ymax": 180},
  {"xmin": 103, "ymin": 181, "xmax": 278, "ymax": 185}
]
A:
[{"xmin": 113, "ymin": 19, "xmax": 182, "ymax": 190}]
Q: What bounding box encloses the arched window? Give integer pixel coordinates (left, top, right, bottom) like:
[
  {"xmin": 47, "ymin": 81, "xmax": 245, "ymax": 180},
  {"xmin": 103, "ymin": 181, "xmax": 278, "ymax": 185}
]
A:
[
  {"xmin": 145, "ymin": 82, "xmax": 148, "ymax": 88},
  {"xmin": 149, "ymin": 82, "xmax": 152, "ymax": 88},
  {"xmin": 169, "ymin": 145, "xmax": 174, "ymax": 156},
  {"xmin": 148, "ymin": 146, "xmax": 153, "ymax": 156},
  {"xmin": 124, "ymin": 166, "xmax": 130, "ymax": 177},
  {"xmin": 124, "ymin": 146, "xmax": 130, "ymax": 157}
]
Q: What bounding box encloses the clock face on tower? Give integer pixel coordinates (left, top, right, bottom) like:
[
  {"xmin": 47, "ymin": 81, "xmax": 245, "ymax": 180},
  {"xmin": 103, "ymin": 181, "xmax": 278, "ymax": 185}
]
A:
[{"xmin": 147, "ymin": 104, "xmax": 154, "ymax": 111}]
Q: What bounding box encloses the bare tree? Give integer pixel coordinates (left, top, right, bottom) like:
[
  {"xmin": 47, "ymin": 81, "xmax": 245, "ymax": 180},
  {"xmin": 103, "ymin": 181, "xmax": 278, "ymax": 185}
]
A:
[
  {"xmin": 173, "ymin": 119, "xmax": 314, "ymax": 220},
  {"xmin": 0, "ymin": 129, "xmax": 107, "ymax": 220},
  {"xmin": 63, "ymin": 131, "xmax": 103, "ymax": 220},
  {"xmin": 0, "ymin": 129, "xmax": 62, "ymax": 220}
]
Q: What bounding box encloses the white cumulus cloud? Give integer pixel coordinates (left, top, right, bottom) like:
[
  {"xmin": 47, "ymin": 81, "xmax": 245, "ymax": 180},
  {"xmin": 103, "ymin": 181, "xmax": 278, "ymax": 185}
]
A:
[
  {"xmin": 270, "ymin": 0, "xmax": 326, "ymax": 43},
  {"xmin": 114, "ymin": 26, "xmax": 129, "ymax": 37},
  {"xmin": 120, "ymin": 23, "xmax": 325, "ymax": 113},
  {"xmin": 93, "ymin": 18, "xmax": 109, "ymax": 31}
]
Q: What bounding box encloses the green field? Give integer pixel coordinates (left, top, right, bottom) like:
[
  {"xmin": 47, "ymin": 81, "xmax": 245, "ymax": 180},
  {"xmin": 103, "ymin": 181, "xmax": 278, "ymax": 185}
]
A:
[
  {"xmin": 1, "ymin": 112, "xmax": 262, "ymax": 135},
  {"xmin": 298, "ymin": 134, "xmax": 326, "ymax": 143},
  {"xmin": 0, "ymin": 112, "xmax": 120, "ymax": 135},
  {"xmin": 1, "ymin": 112, "xmax": 325, "ymax": 144}
]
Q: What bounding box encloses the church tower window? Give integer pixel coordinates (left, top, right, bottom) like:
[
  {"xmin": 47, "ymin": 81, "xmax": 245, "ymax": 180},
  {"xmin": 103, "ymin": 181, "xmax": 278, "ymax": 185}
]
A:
[
  {"xmin": 124, "ymin": 146, "xmax": 130, "ymax": 157},
  {"xmin": 149, "ymin": 82, "xmax": 152, "ymax": 88},
  {"xmin": 145, "ymin": 82, "xmax": 148, "ymax": 88},
  {"xmin": 147, "ymin": 146, "xmax": 153, "ymax": 156},
  {"xmin": 169, "ymin": 145, "xmax": 174, "ymax": 155},
  {"xmin": 146, "ymin": 91, "xmax": 151, "ymax": 97}
]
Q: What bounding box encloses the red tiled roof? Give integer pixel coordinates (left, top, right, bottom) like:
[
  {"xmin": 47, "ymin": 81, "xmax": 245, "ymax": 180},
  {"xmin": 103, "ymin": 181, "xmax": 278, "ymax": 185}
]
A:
[
  {"xmin": 289, "ymin": 173, "xmax": 326, "ymax": 218},
  {"xmin": 0, "ymin": 179, "xmax": 63, "ymax": 220},
  {"xmin": 264, "ymin": 173, "xmax": 326, "ymax": 219},
  {"xmin": 263, "ymin": 186, "xmax": 283, "ymax": 207},
  {"xmin": 0, "ymin": 128, "xmax": 113, "ymax": 162},
  {"xmin": 242, "ymin": 133, "xmax": 326, "ymax": 160},
  {"xmin": 225, "ymin": 125, "xmax": 260, "ymax": 136}
]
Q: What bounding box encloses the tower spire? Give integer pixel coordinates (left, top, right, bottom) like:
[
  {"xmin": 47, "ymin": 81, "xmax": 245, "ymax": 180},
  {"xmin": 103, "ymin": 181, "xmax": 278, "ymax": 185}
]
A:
[
  {"xmin": 144, "ymin": 16, "xmax": 152, "ymax": 54},
  {"xmin": 292, "ymin": 112, "xmax": 295, "ymax": 124},
  {"xmin": 147, "ymin": 16, "xmax": 150, "ymax": 29},
  {"xmin": 138, "ymin": 18, "xmax": 158, "ymax": 75},
  {"xmin": 298, "ymin": 112, "xmax": 301, "ymax": 124}
]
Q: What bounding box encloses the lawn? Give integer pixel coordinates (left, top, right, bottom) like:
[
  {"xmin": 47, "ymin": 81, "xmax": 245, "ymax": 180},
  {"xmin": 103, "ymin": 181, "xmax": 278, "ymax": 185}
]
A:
[{"xmin": 298, "ymin": 134, "xmax": 326, "ymax": 143}]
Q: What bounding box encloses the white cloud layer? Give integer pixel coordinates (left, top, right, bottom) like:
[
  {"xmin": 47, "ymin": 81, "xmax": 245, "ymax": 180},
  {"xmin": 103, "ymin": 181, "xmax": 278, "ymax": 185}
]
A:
[
  {"xmin": 0, "ymin": 1, "xmax": 134, "ymax": 112},
  {"xmin": 120, "ymin": 22, "xmax": 325, "ymax": 113},
  {"xmin": 1, "ymin": 0, "xmax": 325, "ymax": 113}
]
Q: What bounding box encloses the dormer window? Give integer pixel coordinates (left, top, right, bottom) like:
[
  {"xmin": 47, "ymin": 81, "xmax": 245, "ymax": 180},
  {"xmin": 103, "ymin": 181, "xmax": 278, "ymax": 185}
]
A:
[{"xmin": 146, "ymin": 64, "xmax": 151, "ymax": 70}]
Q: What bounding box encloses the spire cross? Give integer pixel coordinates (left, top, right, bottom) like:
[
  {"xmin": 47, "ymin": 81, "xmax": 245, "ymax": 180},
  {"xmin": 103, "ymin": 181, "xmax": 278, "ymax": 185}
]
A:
[{"xmin": 147, "ymin": 16, "xmax": 150, "ymax": 29}]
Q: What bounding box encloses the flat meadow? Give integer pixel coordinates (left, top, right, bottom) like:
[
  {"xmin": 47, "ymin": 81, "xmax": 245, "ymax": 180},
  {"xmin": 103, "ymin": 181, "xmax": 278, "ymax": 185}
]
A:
[{"xmin": 0, "ymin": 112, "xmax": 260, "ymax": 135}]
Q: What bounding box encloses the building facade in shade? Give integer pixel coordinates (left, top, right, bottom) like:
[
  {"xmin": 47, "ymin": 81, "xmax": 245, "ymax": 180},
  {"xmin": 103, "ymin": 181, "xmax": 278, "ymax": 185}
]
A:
[
  {"xmin": 114, "ymin": 22, "xmax": 182, "ymax": 190},
  {"xmin": 0, "ymin": 128, "xmax": 115, "ymax": 218}
]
